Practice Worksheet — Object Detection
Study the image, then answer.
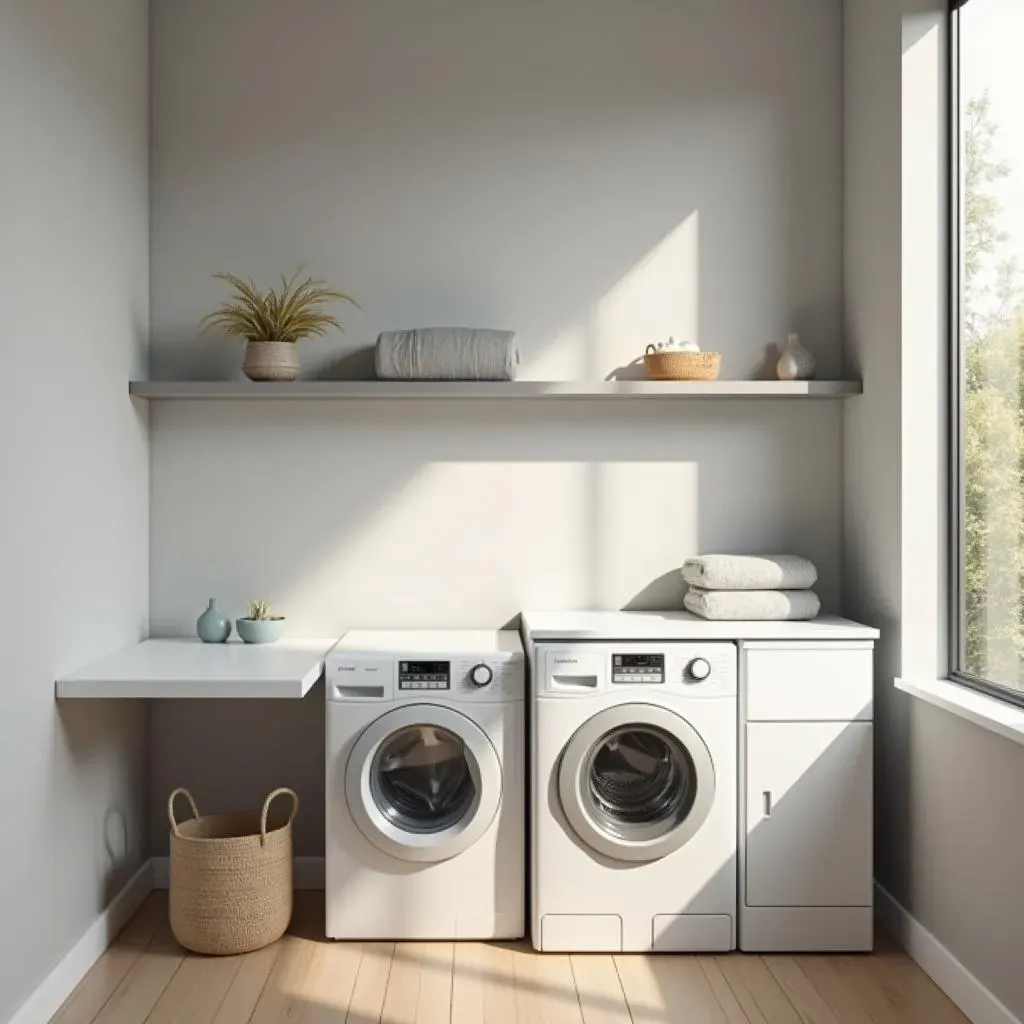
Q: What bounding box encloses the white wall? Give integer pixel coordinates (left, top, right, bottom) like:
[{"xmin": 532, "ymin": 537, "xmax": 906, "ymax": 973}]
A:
[
  {"xmin": 0, "ymin": 2, "xmax": 150, "ymax": 1020},
  {"xmin": 148, "ymin": 0, "xmax": 844, "ymax": 852},
  {"xmin": 844, "ymin": 1, "xmax": 1024, "ymax": 1018}
]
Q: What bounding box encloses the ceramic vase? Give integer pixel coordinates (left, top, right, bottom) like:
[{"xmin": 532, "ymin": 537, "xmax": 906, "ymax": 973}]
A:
[
  {"xmin": 196, "ymin": 598, "xmax": 231, "ymax": 643},
  {"xmin": 776, "ymin": 333, "xmax": 815, "ymax": 381},
  {"xmin": 243, "ymin": 341, "xmax": 301, "ymax": 382}
]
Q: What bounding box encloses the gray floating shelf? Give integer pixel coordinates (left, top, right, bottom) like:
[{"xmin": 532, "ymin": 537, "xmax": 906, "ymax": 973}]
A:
[{"xmin": 129, "ymin": 380, "xmax": 862, "ymax": 400}]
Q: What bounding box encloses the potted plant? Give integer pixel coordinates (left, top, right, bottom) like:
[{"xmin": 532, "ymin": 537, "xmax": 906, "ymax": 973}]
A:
[
  {"xmin": 236, "ymin": 599, "xmax": 286, "ymax": 644},
  {"xmin": 200, "ymin": 269, "xmax": 359, "ymax": 381}
]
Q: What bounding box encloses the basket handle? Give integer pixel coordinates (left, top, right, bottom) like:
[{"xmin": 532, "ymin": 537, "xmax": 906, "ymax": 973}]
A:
[
  {"xmin": 645, "ymin": 344, "xmax": 657, "ymax": 355},
  {"xmin": 167, "ymin": 788, "xmax": 200, "ymax": 837},
  {"xmin": 260, "ymin": 788, "xmax": 299, "ymax": 846}
]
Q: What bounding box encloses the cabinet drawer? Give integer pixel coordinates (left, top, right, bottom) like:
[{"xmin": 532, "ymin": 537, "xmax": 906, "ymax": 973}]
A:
[{"xmin": 745, "ymin": 646, "xmax": 873, "ymax": 721}]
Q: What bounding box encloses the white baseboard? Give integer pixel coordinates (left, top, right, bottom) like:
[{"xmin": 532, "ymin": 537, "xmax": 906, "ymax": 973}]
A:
[
  {"xmin": 150, "ymin": 856, "xmax": 326, "ymax": 891},
  {"xmin": 9, "ymin": 859, "xmax": 154, "ymax": 1024},
  {"xmin": 875, "ymin": 883, "xmax": 1021, "ymax": 1024}
]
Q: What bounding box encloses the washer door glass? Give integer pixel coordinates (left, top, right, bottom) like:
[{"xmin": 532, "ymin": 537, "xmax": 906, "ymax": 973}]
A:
[
  {"xmin": 559, "ymin": 704, "xmax": 716, "ymax": 863},
  {"xmin": 371, "ymin": 724, "xmax": 475, "ymax": 834},
  {"xmin": 585, "ymin": 725, "xmax": 696, "ymax": 843},
  {"xmin": 346, "ymin": 704, "xmax": 503, "ymax": 864}
]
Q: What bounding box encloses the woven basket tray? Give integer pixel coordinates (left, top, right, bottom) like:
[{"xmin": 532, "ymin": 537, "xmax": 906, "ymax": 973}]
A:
[
  {"xmin": 168, "ymin": 787, "xmax": 298, "ymax": 955},
  {"xmin": 643, "ymin": 347, "xmax": 722, "ymax": 381}
]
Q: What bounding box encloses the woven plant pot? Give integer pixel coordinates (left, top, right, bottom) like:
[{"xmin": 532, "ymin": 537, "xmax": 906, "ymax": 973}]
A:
[
  {"xmin": 643, "ymin": 347, "xmax": 722, "ymax": 381},
  {"xmin": 168, "ymin": 787, "xmax": 299, "ymax": 955},
  {"xmin": 243, "ymin": 341, "xmax": 301, "ymax": 382}
]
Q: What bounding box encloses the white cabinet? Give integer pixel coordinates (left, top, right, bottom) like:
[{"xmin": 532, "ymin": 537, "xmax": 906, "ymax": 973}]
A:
[
  {"xmin": 745, "ymin": 721, "xmax": 873, "ymax": 907},
  {"xmin": 740, "ymin": 642, "xmax": 874, "ymax": 952}
]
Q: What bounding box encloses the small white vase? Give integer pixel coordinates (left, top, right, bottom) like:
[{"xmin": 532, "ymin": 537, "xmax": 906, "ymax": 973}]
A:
[
  {"xmin": 243, "ymin": 341, "xmax": 301, "ymax": 382},
  {"xmin": 776, "ymin": 333, "xmax": 815, "ymax": 381}
]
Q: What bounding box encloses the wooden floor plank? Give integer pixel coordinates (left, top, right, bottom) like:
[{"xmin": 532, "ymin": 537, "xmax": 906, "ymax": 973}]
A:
[
  {"xmin": 345, "ymin": 942, "xmax": 394, "ymax": 1024},
  {"xmin": 51, "ymin": 895, "xmax": 168, "ymax": 1024},
  {"xmin": 297, "ymin": 941, "xmax": 364, "ymax": 1024},
  {"xmin": 449, "ymin": 941, "xmax": 486, "ymax": 1024},
  {"xmin": 249, "ymin": 932, "xmax": 320, "ymax": 1024},
  {"xmin": 569, "ymin": 955, "xmax": 632, "ymax": 1024},
  {"xmin": 211, "ymin": 944, "xmax": 282, "ymax": 1024},
  {"xmin": 789, "ymin": 956, "xmax": 876, "ymax": 1024},
  {"xmin": 715, "ymin": 955, "xmax": 801, "ymax": 1024},
  {"xmin": 696, "ymin": 957, "xmax": 750, "ymax": 1024},
  {"xmin": 412, "ymin": 942, "xmax": 453, "ymax": 1024},
  {"xmin": 381, "ymin": 943, "xmax": 423, "ymax": 1024},
  {"xmin": 762, "ymin": 956, "xmax": 843, "ymax": 1024},
  {"xmin": 89, "ymin": 920, "xmax": 186, "ymax": 1024},
  {"xmin": 512, "ymin": 945, "xmax": 582, "ymax": 1024},
  {"xmin": 613, "ymin": 954, "xmax": 680, "ymax": 1024},
  {"xmin": 147, "ymin": 954, "xmax": 244, "ymax": 1024}
]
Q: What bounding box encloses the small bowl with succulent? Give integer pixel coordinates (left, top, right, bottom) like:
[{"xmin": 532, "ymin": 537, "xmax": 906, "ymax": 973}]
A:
[
  {"xmin": 236, "ymin": 599, "xmax": 286, "ymax": 644},
  {"xmin": 200, "ymin": 269, "xmax": 359, "ymax": 382}
]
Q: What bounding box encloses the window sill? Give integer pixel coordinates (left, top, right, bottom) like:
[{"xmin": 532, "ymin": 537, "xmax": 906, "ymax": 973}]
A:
[{"xmin": 895, "ymin": 677, "xmax": 1024, "ymax": 747}]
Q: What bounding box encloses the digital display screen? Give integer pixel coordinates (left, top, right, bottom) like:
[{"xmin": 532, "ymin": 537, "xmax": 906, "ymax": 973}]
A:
[
  {"xmin": 614, "ymin": 654, "xmax": 665, "ymax": 669},
  {"xmin": 399, "ymin": 661, "xmax": 451, "ymax": 690},
  {"xmin": 612, "ymin": 653, "xmax": 665, "ymax": 683}
]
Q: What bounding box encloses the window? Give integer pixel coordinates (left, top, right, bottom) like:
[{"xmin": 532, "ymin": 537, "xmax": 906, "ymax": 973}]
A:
[{"xmin": 952, "ymin": 0, "xmax": 1024, "ymax": 704}]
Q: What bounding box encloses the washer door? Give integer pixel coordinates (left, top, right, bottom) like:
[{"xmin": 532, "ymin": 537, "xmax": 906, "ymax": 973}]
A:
[
  {"xmin": 346, "ymin": 704, "xmax": 502, "ymax": 863},
  {"xmin": 558, "ymin": 704, "xmax": 716, "ymax": 863}
]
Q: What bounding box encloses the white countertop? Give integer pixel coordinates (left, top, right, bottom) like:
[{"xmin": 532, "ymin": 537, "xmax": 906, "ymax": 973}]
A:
[
  {"xmin": 55, "ymin": 638, "xmax": 339, "ymax": 699},
  {"xmin": 521, "ymin": 610, "xmax": 879, "ymax": 643}
]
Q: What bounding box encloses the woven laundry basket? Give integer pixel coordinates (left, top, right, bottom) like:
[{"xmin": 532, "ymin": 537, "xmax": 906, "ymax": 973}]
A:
[{"xmin": 168, "ymin": 787, "xmax": 299, "ymax": 955}]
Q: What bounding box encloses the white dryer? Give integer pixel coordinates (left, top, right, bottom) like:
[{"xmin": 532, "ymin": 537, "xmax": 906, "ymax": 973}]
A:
[
  {"xmin": 526, "ymin": 615, "xmax": 738, "ymax": 953},
  {"xmin": 325, "ymin": 630, "xmax": 524, "ymax": 940}
]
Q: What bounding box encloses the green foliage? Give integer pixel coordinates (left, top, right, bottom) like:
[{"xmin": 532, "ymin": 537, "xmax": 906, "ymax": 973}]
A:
[
  {"xmin": 245, "ymin": 599, "xmax": 275, "ymax": 621},
  {"xmin": 961, "ymin": 92, "xmax": 1024, "ymax": 687},
  {"xmin": 200, "ymin": 269, "xmax": 359, "ymax": 343}
]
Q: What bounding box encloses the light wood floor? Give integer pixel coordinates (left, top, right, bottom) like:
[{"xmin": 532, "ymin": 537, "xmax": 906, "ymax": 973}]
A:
[{"xmin": 50, "ymin": 892, "xmax": 971, "ymax": 1024}]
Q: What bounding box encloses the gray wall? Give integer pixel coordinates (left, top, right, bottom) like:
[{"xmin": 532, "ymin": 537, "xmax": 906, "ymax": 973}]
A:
[
  {"xmin": 844, "ymin": 1, "xmax": 1024, "ymax": 1018},
  {"xmin": 148, "ymin": 0, "xmax": 846, "ymax": 854},
  {"xmin": 0, "ymin": 2, "xmax": 150, "ymax": 1020}
]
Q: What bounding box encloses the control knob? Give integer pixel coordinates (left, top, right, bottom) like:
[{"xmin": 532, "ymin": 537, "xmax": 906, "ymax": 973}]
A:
[
  {"xmin": 470, "ymin": 663, "xmax": 494, "ymax": 687},
  {"xmin": 686, "ymin": 657, "xmax": 712, "ymax": 682}
]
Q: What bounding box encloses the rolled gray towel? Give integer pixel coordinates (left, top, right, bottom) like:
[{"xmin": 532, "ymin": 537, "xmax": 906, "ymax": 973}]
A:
[
  {"xmin": 682, "ymin": 554, "xmax": 817, "ymax": 591},
  {"xmin": 375, "ymin": 328, "xmax": 520, "ymax": 381},
  {"xmin": 684, "ymin": 587, "xmax": 821, "ymax": 621}
]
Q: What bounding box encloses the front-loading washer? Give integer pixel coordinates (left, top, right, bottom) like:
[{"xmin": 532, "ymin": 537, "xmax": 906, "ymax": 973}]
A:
[
  {"xmin": 325, "ymin": 629, "xmax": 524, "ymax": 940},
  {"xmin": 524, "ymin": 613, "xmax": 738, "ymax": 952}
]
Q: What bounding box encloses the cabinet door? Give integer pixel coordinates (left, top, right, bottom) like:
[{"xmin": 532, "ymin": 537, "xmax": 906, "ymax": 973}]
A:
[{"xmin": 746, "ymin": 722, "xmax": 872, "ymax": 908}]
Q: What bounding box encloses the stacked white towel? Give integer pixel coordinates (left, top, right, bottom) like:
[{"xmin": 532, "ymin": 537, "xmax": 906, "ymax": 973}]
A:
[{"xmin": 681, "ymin": 554, "xmax": 820, "ymax": 621}]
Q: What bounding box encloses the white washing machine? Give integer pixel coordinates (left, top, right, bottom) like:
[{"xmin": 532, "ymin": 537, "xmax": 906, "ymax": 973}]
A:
[
  {"xmin": 325, "ymin": 629, "xmax": 524, "ymax": 940},
  {"xmin": 525, "ymin": 613, "xmax": 738, "ymax": 952}
]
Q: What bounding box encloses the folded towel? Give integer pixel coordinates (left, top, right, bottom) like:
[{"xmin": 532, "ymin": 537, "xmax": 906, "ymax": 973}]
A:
[
  {"xmin": 375, "ymin": 328, "xmax": 520, "ymax": 381},
  {"xmin": 684, "ymin": 587, "xmax": 821, "ymax": 621},
  {"xmin": 682, "ymin": 554, "xmax": 817, "ymax": 591}
]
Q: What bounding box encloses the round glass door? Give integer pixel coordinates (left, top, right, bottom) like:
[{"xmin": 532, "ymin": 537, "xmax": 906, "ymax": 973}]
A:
[
  {"xmin": 559, "ymin": 704, "xmax": 715, "ymax": 862},
  {"xmin": 371, "ymin": 724, "xmax": 476, "ymax": 834},
  {"xmin": 346, "ymin": 704, "xmax": 502, "ymax": 863}
]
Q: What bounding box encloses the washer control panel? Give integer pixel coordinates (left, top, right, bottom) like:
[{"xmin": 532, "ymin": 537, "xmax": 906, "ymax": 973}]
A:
[
  {"xmin": 398, "ymin": 660, "xmax": 451, "ymax": 691},
  {"xmin": 612, "ymin": 653, "xmax": 665, "ymax": 684},
  {"xmin": 327, "ymin": 631, "xmax": 525, "ymax": 703}
]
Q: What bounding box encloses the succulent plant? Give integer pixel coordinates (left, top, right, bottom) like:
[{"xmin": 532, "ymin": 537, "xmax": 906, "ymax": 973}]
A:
[
  {"xmin": 245, "ymin": 599, "xmax": 277, "ymax": 621},
  {"xmin": 200, "ymin": 269, "xmax": 359, "ymax": 343}
]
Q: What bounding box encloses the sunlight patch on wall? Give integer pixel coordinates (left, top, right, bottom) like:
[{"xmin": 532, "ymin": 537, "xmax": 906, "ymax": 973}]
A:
[
  {"xmin": 278, "ymin": 460, "xmax": 699, "ymax": 631},
  {"xmin": 520, "ymin": 212, "xmax": 700, "ymax": 382}
]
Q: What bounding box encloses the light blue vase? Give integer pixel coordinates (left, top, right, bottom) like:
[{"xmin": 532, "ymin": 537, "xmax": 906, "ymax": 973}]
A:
[{"xmin": 196, "ymin": 599, "xmax": 231, "ymax": 643}]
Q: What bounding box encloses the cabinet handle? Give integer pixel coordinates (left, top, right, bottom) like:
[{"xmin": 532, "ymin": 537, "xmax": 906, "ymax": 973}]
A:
[{"xmin": 762, "ymin": 791, "xmax": 772, "ymax": 818}]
